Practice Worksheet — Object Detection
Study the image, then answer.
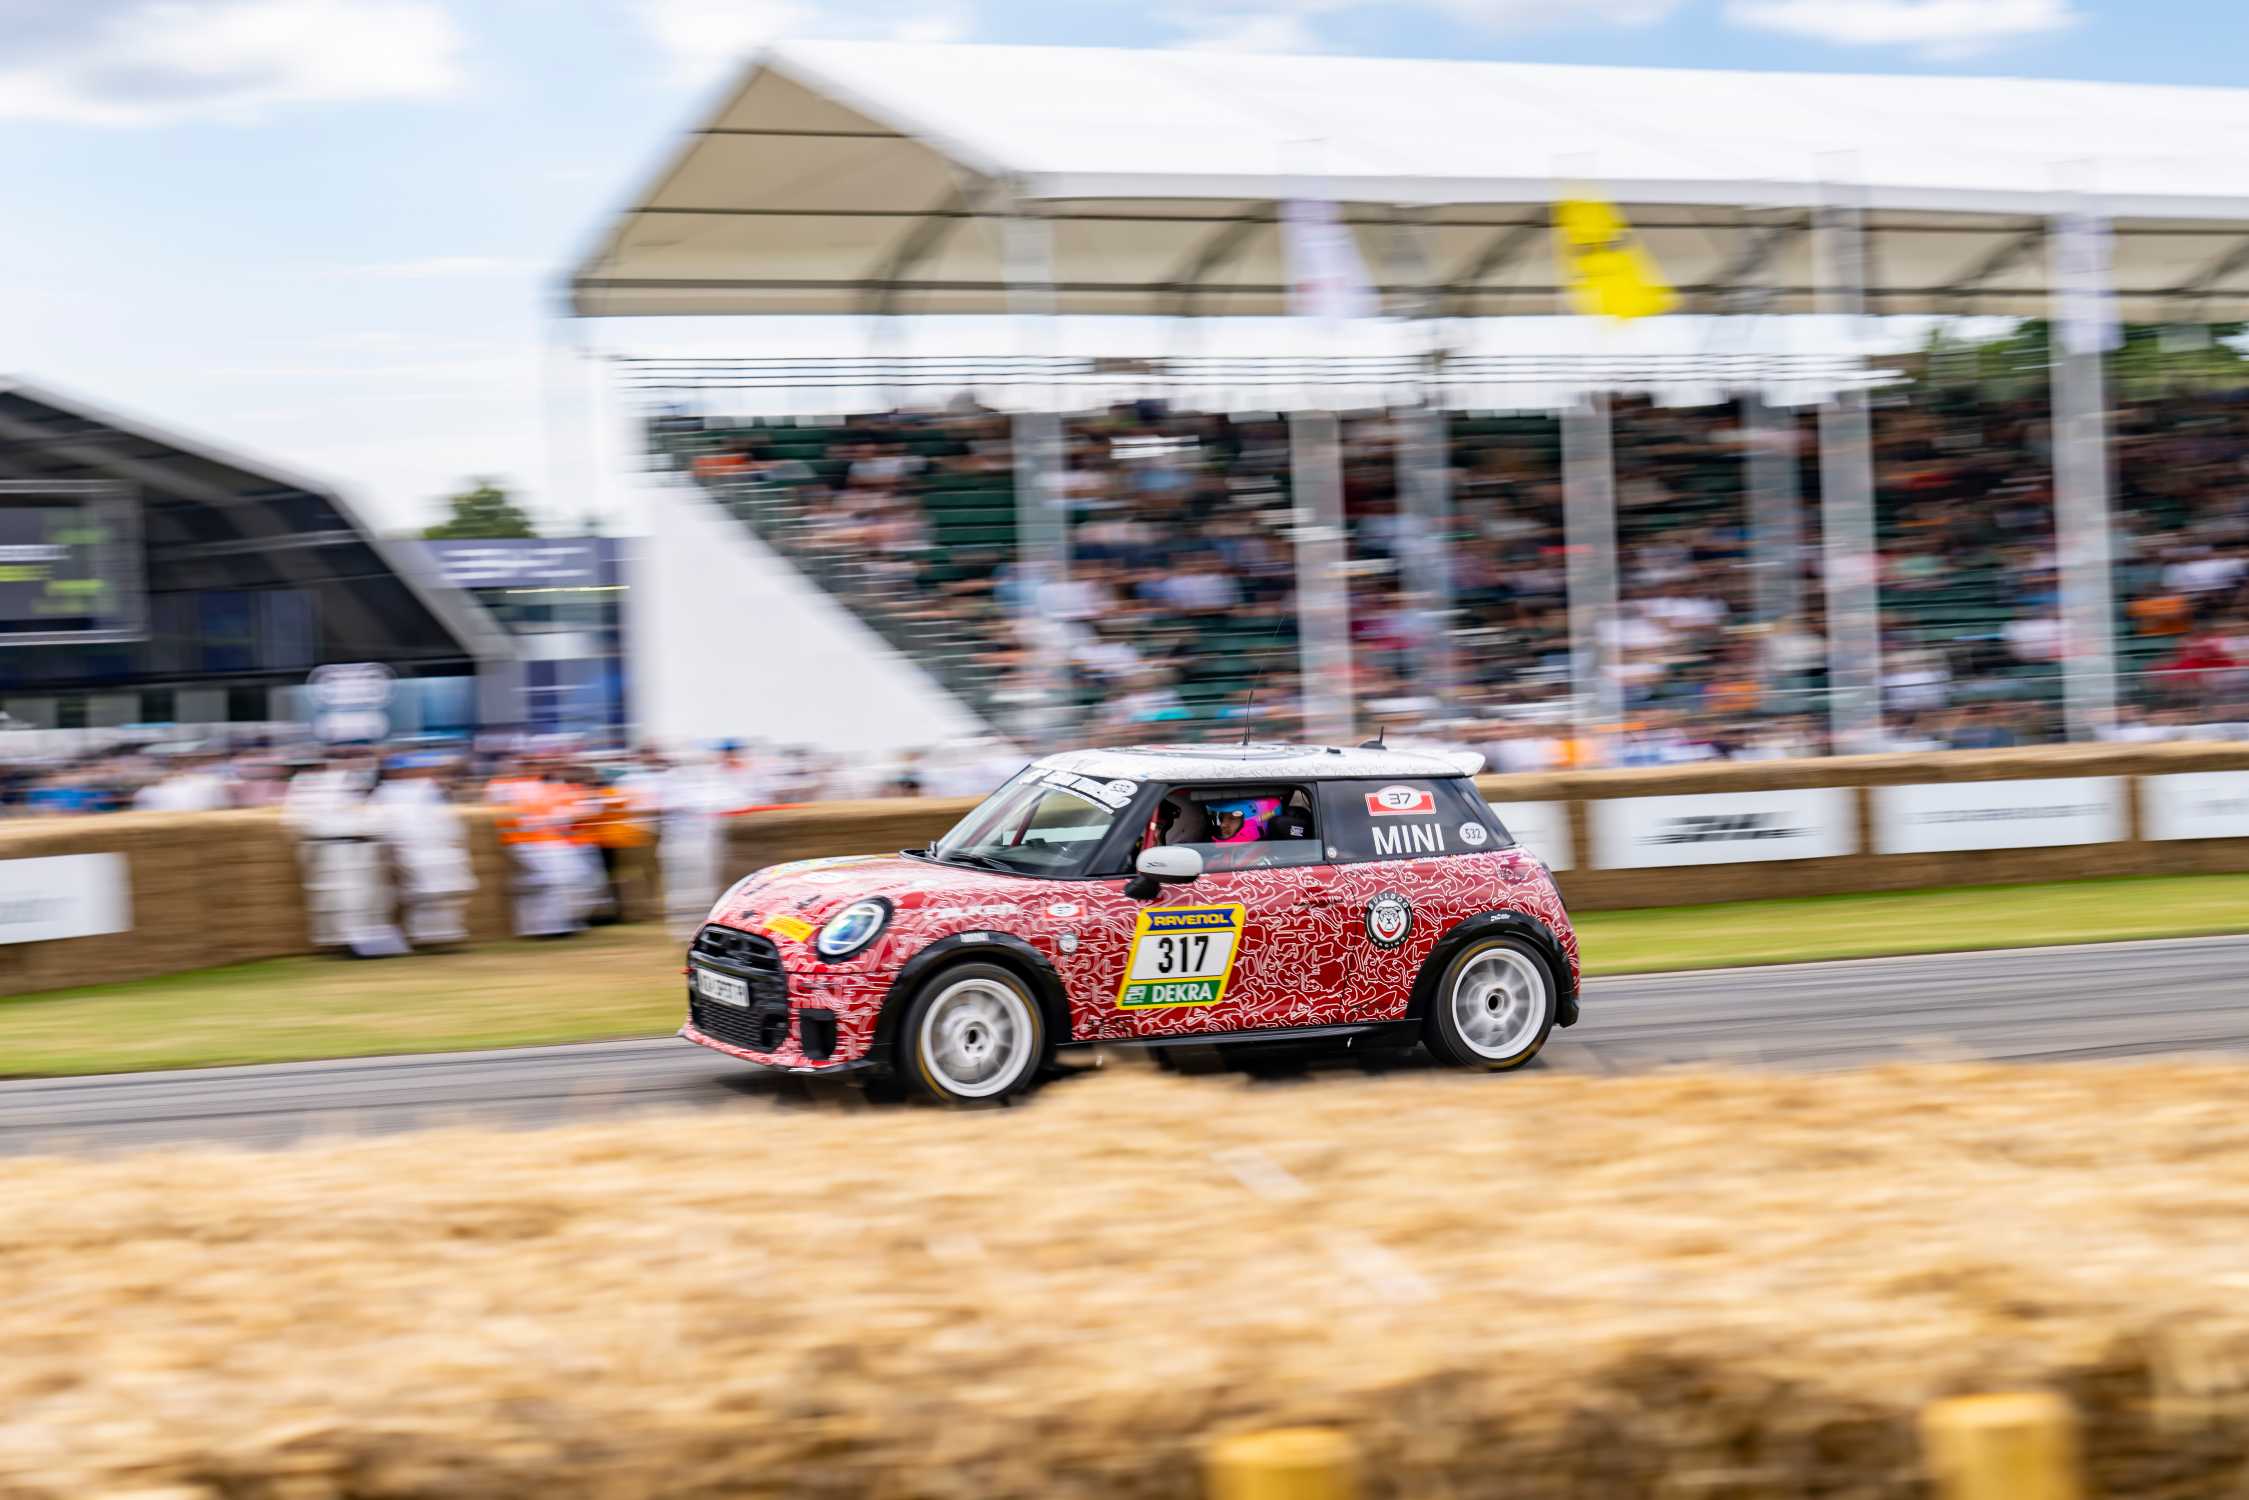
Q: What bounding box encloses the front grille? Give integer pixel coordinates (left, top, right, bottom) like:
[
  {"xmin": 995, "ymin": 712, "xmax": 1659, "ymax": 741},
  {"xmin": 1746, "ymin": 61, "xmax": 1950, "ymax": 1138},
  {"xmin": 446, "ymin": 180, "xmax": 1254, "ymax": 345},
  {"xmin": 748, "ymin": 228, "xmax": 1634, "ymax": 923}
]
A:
[{"xmin": 691, "ymin": 925, "xmax": 791, "ymax": 1054}]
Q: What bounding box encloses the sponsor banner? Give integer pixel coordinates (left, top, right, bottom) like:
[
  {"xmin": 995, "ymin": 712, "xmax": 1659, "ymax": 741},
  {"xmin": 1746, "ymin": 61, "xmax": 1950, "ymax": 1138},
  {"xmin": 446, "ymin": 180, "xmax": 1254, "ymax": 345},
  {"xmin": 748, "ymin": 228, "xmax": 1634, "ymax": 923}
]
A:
[
  {"xmin": 1874, "ymin": 777, "xmax": 2124, "ymax": 854},
  {"xmin": 417, "ymin": 538, "xmax": 616, "ymax": 589},
  {"xmin": 0, "ymin": 853, "xmax": 130, "ymax": 944},
  {"xmin": 2142, "ymin": 771, "xmax": 2249, "ymax": 843},
  {"xmin": 1488, "ymin": 800, "xmax": 1573, "ymax": 872},
  {"xmin": 1594, "ymin": 788, "xmax": 1855, "ymax": 869}
]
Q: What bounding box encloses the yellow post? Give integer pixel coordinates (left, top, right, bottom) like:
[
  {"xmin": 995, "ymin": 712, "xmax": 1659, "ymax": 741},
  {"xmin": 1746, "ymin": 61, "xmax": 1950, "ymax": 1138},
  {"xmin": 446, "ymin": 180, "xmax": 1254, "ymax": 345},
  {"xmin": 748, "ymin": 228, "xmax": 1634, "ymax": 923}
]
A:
[
  {"xmin": 1204, "ymin": 1428, "xmax": 1359, "ymax": 1500},
  {"xmin": 1919, "ymin": 1392, "xmax": 2083, "ymax": 1500}
]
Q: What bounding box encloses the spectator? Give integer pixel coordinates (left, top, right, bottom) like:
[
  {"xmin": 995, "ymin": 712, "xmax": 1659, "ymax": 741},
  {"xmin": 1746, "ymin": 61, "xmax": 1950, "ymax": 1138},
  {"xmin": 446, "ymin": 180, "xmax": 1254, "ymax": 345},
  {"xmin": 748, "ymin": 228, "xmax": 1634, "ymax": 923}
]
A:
[{"xmin": 371, "ymin": 752, "xmax": 475, "ymax": 949}]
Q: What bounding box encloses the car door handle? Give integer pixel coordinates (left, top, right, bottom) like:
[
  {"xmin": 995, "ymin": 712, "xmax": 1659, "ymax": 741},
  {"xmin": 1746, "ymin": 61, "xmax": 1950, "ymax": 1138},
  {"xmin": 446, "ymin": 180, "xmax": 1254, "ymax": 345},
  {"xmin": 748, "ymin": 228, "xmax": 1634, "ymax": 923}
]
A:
[{"xmin": 1296, "ymin": 891, "xmax": 1339, "ymax": 908}]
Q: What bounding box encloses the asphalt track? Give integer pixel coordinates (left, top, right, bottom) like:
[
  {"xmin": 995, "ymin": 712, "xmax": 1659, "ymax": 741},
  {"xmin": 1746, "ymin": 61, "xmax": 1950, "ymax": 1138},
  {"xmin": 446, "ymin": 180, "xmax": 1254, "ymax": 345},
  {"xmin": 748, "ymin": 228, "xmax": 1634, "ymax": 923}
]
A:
[{"xmin": 6, "ymin": 933, "xmax": 2248, "ymax": 1155}]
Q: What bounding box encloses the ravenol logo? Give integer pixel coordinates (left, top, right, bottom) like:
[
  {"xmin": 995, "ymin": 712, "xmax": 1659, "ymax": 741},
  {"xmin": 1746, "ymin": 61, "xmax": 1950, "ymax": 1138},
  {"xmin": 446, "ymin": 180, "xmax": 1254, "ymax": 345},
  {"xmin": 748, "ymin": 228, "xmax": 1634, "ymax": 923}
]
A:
[{"xmin": 1143, "ymin": 906, "xmax": 1237, "ymax": 934}]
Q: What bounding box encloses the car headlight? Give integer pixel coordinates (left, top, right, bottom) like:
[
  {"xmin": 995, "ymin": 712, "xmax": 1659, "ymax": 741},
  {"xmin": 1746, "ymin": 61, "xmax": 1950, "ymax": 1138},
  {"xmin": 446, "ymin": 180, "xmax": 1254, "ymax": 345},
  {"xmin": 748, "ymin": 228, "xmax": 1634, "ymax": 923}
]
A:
[{"xmin": 815, "ymin": 898, "xmax": 891, "ymax": 960}]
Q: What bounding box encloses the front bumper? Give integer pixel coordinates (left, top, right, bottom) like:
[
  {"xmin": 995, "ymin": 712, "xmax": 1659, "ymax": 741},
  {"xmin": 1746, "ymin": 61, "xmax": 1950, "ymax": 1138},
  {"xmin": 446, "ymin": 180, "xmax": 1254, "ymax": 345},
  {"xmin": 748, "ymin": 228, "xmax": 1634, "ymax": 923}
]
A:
[
  {"xmin": 685, "ymin": 922, "xmax": 884, "ymax": 1070},
  {"xmin": 680, "ymin": 1020, "xmax": 878, "ymax": 1075}
]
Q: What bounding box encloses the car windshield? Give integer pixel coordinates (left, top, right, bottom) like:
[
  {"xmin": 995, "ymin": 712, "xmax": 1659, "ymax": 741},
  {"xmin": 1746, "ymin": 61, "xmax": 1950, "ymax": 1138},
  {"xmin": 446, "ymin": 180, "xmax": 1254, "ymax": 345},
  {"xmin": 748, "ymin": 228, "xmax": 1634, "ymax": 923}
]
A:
[{"xmin": 930, "ymin": 768, "xmax": 1131, "ymax": 877}]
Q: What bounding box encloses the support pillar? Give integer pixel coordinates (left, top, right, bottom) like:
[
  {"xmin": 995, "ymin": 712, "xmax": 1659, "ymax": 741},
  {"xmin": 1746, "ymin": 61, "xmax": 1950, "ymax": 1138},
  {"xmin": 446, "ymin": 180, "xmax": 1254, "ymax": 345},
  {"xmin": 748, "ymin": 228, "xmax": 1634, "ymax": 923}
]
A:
[
  {"xmin": 1814, "ymin": 186, "xmax": 1883, "ymax": 753},
  {"xmin": 1388, "ymin": 212, "xmax": 1457, "ymax": 707},
  {"xmin": 1744, "ymin": 391, "xmax": 1806, "ymax": 638},
  {"xmin": 1561, "ymin": 391, "xmax": 1621, "ymax": 758},
  {"xmin": 1003, "ymin": 190, "xmax": 1069, "ymax": 749},
  {"xmin": 2049, "ymin": 209, "xmax": 2121, "ymax": 740},
  {"xmin": 1292, "ymin": 410, "xmax": 1354, "ymax": 744}
]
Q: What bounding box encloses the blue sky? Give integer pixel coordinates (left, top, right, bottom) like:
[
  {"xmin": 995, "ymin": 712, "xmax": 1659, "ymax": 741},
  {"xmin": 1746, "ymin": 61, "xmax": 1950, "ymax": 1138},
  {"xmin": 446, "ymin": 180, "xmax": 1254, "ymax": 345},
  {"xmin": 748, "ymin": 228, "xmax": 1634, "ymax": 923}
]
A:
[{"xmin": 0, "ymin": 0, "xmax": 2235, "ymax": 534}]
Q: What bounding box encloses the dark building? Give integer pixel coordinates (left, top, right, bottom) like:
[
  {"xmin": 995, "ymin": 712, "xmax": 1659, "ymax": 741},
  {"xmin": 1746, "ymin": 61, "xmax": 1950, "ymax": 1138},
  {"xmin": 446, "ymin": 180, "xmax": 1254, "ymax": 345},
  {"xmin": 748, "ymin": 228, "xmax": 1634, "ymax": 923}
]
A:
[
  {"xmin": 411, "ymin": 538, "xmax": 629, "ymax": 738},
  {"xmin": 0, "ymin": 377, "xmax": 515, "ymax": 736}
]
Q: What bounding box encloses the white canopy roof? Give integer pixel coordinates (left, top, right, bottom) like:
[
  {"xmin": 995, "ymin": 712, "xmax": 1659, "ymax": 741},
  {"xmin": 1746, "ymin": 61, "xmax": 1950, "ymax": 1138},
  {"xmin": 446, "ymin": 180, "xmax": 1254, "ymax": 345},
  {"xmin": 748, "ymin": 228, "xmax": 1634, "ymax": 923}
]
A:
[{"xmin": 566, "ymin": 42, "xmax": 2249, "ymax": 322}]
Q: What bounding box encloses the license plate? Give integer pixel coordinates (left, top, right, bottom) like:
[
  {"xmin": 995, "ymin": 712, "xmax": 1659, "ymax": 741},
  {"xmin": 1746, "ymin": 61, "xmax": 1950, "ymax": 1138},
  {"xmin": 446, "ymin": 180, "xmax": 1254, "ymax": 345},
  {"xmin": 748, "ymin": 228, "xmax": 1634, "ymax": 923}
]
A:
[{"xmin": 695, "ymin": 967, "xmax": 749, "ymax": 1007}]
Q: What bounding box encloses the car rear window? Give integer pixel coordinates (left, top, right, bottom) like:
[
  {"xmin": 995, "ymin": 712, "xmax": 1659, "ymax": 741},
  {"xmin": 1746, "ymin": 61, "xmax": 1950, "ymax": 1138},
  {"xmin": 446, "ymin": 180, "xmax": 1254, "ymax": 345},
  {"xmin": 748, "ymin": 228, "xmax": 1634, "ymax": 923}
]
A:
[{"xmin": 1317, "ymin": 777, "xmax": 1513, "ymax": 864}]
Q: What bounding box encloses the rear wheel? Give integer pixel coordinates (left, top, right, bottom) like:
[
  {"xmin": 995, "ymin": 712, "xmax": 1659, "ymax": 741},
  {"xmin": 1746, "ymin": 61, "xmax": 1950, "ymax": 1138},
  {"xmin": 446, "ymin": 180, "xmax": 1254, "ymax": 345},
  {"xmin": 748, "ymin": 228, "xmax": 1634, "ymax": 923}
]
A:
[
  {"xmin": 1423, "ymin": 936, "xmax": 1556, "ymax": 1072},
  {"xmin": 899, "ymin": 963, "xmax": 1047, "ymax": 1106}
]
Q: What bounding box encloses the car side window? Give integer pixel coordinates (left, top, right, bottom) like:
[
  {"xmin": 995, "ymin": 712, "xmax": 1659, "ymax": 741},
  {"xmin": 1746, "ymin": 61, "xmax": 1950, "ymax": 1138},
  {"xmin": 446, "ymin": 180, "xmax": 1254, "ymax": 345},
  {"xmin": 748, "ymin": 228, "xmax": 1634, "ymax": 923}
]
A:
[
  {"xmin": 1150, "ymin": 783, "xmax": 1325, "ymax": 873},
  {"xmin": 1317, "ymin": 777, "xmax": 1511, "ymax": 863}
]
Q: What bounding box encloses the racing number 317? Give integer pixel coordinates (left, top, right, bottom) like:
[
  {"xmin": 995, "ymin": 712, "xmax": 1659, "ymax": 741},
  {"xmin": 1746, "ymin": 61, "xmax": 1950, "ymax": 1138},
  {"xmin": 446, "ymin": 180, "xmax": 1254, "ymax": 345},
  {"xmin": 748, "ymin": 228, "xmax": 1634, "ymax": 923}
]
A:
[{"xmin": 1152, "ymin": 934, "xmax": 1212, "ymax": 974}]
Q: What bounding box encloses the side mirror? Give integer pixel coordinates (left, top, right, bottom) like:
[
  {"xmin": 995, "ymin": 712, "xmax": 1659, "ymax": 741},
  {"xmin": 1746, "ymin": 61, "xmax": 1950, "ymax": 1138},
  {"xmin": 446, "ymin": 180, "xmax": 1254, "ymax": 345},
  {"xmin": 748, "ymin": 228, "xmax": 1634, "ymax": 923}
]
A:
[{"xmin": 1125, "ymin": 845, "xmax": 1203, "ymax": 900}]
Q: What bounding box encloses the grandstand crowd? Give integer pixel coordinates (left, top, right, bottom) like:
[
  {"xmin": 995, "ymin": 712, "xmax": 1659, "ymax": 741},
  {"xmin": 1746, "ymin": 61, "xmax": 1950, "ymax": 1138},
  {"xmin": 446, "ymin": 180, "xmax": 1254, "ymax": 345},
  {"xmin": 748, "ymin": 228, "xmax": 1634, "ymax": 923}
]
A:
[
  {"xmin": 666, "ymin": 385, "xmax": 2249, "ymax": 764},
  {"xmin": 0, "ymin": 384, "xmax": 2241, "ymax": 819}
]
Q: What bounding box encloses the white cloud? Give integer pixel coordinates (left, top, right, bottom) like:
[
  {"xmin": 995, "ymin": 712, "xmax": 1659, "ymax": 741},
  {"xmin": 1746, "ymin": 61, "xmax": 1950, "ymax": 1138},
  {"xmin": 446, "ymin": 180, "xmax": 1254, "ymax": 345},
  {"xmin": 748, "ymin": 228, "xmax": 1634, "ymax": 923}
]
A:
[
  {"xmin": 0, "ymin": 0, "xmax": 466, "ymax": 126},
  {"xmin": 1723, "ymin": 0, "xmax": 2081, "ymax": 55},
  {"xmin": 635, "ymin": 0, "xmax": 971, "ymax": 85},
  {"xmin": 1434, "ymin": 0, "xmax": 1682, "ymax": 24},
  {"xmin": 1169, "ymin": 10, "xmax": 1332, "ymax": 52},
  {"xmin": 1157, "ymin": 0, "xmax": 1681, "ymax": 54}
]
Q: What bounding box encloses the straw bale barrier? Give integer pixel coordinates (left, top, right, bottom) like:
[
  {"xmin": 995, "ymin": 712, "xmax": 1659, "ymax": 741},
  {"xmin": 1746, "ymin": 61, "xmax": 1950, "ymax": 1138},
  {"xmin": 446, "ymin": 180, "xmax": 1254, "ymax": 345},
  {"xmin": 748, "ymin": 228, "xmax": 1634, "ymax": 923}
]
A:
[
  {"xmin": 7, "ymin": 1062, "xmax": 2249, "ymax": 1498},
  {"xmin": 3, "ymin": 743, "xmax": 2247, "ymax": 995},
  {"xmin": 723, "ymin": 742, "xmax": 2249, "ymax": 911},
  {"xmin": 0, "ymin": 808, "xmax": 526, "ymax": 996}
]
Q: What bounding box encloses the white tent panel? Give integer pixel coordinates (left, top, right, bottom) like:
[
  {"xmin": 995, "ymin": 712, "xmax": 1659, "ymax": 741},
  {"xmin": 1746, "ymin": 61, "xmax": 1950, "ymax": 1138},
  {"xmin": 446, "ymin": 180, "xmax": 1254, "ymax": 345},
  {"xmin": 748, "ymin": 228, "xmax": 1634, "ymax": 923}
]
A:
[{"xmin": 568, "ymin": 41, "xmax": 2249, "ymax": 321}]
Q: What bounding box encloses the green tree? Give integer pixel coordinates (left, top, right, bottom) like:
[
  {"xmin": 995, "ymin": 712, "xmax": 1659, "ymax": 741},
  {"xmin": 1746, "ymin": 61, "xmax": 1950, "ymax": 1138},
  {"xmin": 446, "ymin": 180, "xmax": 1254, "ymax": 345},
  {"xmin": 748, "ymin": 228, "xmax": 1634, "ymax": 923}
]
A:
[
  {"xmin": 1915, "ymin": 319, "xmax": 2249, "ymax": 401},
  {"xmin": 423, "ymin": 478, "xmax": 538, "ymax": 540}
]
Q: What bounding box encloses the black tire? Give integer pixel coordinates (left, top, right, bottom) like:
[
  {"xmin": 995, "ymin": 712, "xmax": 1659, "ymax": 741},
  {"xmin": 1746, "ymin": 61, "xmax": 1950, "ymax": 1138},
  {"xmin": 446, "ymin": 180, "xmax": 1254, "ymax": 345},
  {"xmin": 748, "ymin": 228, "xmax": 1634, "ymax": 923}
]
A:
[
  {"xmin": 1422, "ymin": 935, "xmax": 1557, "ymax": 1072},
  {"xmin": 896, "ymin": 961, "xmax": 1048, "ymax": 1107}
]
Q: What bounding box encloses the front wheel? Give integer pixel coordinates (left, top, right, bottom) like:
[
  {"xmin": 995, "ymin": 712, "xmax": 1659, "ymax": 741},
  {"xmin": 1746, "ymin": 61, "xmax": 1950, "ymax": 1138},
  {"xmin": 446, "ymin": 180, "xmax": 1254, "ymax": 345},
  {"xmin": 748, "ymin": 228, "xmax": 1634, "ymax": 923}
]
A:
[
  {"xmin": 899, "ymin": 963, "xmax": 1047, "ymax": 1107},
  {"xmin": 1423, "ymin": 936, "xmax": 1556, "ymax": 1072}
]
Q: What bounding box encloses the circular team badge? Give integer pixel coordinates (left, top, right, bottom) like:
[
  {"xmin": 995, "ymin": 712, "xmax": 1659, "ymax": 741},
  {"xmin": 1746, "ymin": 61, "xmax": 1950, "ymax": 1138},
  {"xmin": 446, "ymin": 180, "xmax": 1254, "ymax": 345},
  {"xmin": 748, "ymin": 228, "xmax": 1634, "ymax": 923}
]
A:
[
  {"xmin": 1458, "ymin": 821, "xmax": 1490, "ymax": 848},
  {"xmin": 1364, "ymin": 890, "xmax": 1414, "ymax": 950}
]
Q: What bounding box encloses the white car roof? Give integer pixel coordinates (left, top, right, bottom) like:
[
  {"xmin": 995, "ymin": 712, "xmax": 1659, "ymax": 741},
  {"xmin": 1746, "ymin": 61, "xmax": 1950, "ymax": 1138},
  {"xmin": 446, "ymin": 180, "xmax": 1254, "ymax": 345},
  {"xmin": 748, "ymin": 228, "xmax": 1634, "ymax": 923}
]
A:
[{"xmin": 1034, "ymin": 742, "xmax": 1475, "ymax": 784}]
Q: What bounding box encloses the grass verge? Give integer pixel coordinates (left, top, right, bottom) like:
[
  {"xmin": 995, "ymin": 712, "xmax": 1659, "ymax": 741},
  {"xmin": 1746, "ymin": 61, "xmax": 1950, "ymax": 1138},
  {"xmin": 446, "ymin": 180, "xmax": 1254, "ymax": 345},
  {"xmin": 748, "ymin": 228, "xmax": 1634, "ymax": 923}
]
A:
[{"xmin": 2, "ymin": 872, "xmax": 2246, "ymax": 1077}]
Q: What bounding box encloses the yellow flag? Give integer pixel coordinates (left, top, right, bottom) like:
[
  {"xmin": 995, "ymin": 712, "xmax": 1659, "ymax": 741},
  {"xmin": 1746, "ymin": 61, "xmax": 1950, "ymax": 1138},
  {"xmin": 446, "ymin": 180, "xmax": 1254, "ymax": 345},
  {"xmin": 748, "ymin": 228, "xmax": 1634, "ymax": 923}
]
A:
[{"xmin": 1554, "ymin": 197, "xmax": 1676, "ymax": 321}]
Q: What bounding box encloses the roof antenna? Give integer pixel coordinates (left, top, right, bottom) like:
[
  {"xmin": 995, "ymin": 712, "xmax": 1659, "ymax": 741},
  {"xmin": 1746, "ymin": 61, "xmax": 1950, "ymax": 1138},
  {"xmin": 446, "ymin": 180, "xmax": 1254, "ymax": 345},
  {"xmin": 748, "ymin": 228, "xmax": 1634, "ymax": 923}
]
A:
[{"xmin": 1359, "ymin": 722, "xmax": 1386, "ymax": 751}]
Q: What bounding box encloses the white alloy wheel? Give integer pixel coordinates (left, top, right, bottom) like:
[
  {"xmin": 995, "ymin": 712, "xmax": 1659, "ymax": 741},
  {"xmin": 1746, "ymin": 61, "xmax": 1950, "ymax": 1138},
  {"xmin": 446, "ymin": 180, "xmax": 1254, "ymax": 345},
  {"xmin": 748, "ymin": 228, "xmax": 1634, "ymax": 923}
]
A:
[
  {"xmin": 912, "ymin": 969, "xmax": 1041, "ymax": 1102},
  {"xmin": 1426, "ymin": 937, "xmax": 1556, "ymax": 1071}
]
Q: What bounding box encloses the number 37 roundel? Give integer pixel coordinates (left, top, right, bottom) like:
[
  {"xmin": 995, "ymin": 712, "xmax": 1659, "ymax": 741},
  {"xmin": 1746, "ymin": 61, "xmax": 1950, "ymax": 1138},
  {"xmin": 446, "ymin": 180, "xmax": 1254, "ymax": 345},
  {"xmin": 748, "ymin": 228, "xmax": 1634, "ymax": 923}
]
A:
[{"xmin": 1118, "ymin": 904, "xmax": 1245, "ymax": 1008}]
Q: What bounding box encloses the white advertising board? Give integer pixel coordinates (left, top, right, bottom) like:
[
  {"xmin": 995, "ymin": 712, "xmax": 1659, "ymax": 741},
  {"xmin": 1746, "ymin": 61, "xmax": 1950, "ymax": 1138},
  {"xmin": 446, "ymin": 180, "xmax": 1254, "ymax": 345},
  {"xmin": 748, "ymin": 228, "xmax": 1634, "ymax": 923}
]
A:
[
  {"xmin": 1593, "ymin": 788, "xmax": 1855, "ymax": 869},
  {"xmin": 1873, "ymin": 777, "xmax": 2124, "ymax": 854},
  {"xmin": 1488, "ymin": 800, "xmax": 1573, "ymax": 871},
  {"xmin": 2142, "ymin": 771, "xmax": 2249, "ymax": 843},
  {"xmin": 0, "ymin": 853, "xmax": 129, "ymax": 944}
]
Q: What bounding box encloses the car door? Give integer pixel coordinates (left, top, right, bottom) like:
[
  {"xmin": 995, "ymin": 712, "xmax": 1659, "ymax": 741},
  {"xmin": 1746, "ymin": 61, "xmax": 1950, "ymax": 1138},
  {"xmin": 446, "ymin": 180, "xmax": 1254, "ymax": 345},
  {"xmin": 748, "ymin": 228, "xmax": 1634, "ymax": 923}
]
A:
[
  {"xmin": 1072, "ymin": 783, "xmax": 1354, "ymax": 1041},
  {"xmin": 1314, "ymin": 776, "xmax": 1498, "ymax": 1021}
]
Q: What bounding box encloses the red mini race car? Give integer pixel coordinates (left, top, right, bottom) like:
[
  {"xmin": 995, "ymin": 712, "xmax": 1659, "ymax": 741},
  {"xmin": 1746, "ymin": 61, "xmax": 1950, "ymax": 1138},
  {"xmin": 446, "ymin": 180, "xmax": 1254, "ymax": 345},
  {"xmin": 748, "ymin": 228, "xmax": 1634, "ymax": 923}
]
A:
[{"xmin": 682, "ymin": 743, "xmax": 1580, "ymax": 1105}]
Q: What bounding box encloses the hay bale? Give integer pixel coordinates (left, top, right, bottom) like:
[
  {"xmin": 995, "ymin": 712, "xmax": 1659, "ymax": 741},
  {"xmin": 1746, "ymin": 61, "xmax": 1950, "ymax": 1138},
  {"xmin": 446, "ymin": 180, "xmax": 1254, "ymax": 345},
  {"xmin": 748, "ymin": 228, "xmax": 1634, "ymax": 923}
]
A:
[{"xmin": 6, "ymin": 1064, "xmax": 2249, "ymax": 1497}]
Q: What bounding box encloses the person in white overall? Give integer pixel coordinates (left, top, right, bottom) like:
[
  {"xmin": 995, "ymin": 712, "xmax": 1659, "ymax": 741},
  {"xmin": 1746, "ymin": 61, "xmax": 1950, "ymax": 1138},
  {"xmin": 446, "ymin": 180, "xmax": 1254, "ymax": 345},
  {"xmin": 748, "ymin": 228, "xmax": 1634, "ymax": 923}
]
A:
[
  {"xmin": 285, "ymin": 750, "xmax": 408, "ymax": 959},
  {"xmin": 371, "ymin": 752, "xmax": 475, "ymax": 948},
  {"xmin": 658, "ymin": 745, "xmax": 758, "ymax": 940}
]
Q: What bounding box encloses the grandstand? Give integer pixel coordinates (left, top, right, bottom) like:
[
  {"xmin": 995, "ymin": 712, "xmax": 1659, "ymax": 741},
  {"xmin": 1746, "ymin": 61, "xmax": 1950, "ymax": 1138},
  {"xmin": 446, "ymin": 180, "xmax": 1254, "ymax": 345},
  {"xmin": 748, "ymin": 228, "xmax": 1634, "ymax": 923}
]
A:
[
  {"xmin": 573, "ymin": 42, "xmax": 2249, "ymax": 759},
  {"xmin": 643, "ymin": 377, "xmax": 2249, "ymax": 757}
]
